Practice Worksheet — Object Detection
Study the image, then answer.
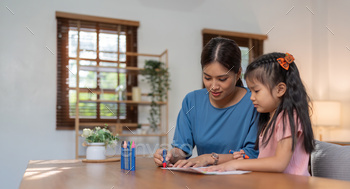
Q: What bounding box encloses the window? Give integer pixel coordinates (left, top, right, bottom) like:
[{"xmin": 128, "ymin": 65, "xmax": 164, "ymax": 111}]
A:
[
  {"xmin": 202, "ymin": 29, "xmax": 267, "ymax": 86},
  {"xmin": 56, "ymin": 12, "xmax": 139, "ymax": 130}
]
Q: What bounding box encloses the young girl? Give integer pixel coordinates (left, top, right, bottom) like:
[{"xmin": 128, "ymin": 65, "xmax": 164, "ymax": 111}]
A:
[{"xmin": 205, "ymin": 52, "xmax": 314, "ymax": 176}]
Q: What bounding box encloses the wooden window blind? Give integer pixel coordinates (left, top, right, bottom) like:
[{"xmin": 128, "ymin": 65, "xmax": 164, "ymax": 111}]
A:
[{"xmin": 56, "ymin": 12, "xmax": 139, "ymax": 130}]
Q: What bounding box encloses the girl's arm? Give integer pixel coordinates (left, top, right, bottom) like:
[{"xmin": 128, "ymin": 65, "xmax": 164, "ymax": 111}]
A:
[
  {"xmin": 173, "ymin": 153, "xmax": 242, "ymax": 168},
  {"xmin": 205, "ymin": 137, "xmax": 293, "ymax": 172}
]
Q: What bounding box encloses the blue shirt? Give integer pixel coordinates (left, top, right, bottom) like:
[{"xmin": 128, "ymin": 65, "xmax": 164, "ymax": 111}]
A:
[{"xmin": 171, "ymin": 88, "xmax": 259, "ymax": 159}]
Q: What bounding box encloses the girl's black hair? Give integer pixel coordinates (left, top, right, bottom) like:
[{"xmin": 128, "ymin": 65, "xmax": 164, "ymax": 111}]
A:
[
  {"xmin": 201, "ymin": 37, "xmax": 243, "ymax": 87},
  {"xmin": 244, "ymin": 52, "xmax": 314, "ymax": 153}
]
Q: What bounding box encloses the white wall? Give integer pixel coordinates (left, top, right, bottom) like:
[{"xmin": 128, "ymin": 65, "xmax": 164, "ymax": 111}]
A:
[
  {"xmin": 0, "ymin": 0, "xmax": 349, "ymax": 188},
  {"xmin": 310, "ymin": 0, "xmax": 350, "ymax": 140}
]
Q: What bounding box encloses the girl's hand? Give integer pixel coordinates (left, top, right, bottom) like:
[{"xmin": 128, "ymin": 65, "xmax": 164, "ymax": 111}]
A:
[
  {"xmin": 173, "ymin": 154, "xmax": 212, "ymax": 168},
  {"xmin": 232, "ymin": 149, "xmax": 247, "ymax": 160}
]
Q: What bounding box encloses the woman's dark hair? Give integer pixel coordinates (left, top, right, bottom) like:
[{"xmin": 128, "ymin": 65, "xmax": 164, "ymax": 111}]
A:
[
  {"xmin": 244, "ymin": 52, "xmax": 314, "ymax": 153},
  {"xmin": 201, "ymin": 37, "xmax": 243, "ymax": 87}
]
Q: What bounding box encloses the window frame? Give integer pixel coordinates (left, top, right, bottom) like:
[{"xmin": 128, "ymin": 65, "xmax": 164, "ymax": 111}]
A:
[{"xmin": 56, "ymin": 12, "xmax": 139, "ymax": 130}]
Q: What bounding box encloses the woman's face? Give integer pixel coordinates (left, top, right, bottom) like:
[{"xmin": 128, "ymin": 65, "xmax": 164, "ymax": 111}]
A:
[{"xmin": 203, "ymin": 61, "xmax": 239, "ymax": 104}]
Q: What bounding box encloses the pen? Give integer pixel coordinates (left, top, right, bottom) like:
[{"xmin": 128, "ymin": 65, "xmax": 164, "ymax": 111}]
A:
[
  {"xmin": 131, "ymin": 141, "xmax": 135, "ymax": 171},
  {"xmin": 162, "ymin": 149, "xmax": 167, "ymax": 168},
  {"xmin": 123, "ymin": 141, "xmax": 127, "ymax": 170},
  {"xmin": 121, "ymin": 141, "xmax": 125, "ymax": 170},
  {"xmin": 128, "ymin": 141, "xmax": 131, "ymax": 170},
  {"xmin": 229, "ymin": 150, "xmax": 249, "ymax": 159}
]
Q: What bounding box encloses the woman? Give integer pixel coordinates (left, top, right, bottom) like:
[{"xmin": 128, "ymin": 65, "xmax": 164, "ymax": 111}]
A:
[{"xmin": 153, "ymin": 37, "xmax": 259, "ymax": 167}]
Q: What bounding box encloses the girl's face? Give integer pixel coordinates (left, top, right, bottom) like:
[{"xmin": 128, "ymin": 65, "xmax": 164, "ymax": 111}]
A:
[
  {"xmin": 246, "ymin": 78, "xmax": 284, "ymax": 115},
  {"xmin": 203, "ymin": 61, "xmax": 240, "ymax": 107}
]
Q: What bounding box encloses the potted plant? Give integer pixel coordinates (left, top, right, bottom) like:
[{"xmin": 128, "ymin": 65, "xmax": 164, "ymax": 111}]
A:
[
  {"xmin": 81, "ymin": 125, "xmax": 119, "ymax": 160},
  {"xmin": 141, "ymin": 60, "xmax": 170, "ymax": 132}
]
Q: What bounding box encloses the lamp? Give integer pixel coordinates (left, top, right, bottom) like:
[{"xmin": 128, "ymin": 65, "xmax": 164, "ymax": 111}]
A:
[{"xmin": 312, "ymin": 101, "xmax": 341, "ymax": 141}]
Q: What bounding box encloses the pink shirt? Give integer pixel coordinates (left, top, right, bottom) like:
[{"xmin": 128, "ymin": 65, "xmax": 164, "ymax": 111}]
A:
[{"xmin": 258, "ymin": 112, "xmax": 310, "ymax": 176}]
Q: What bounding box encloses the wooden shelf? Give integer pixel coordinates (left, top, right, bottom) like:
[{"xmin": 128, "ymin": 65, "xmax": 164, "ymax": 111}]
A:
[
  {"xmin": 69, "ymin": 88, "xmax": 151, "ymax": 96},
  {"xmin": 76, "ymin": 133, "xmax": 167, "ymax": 137},
  {"xmin": 75, "ymin": 50, "xmax": 169, "ymax": 159},
  {"xmin": 78, "ymin": 122, "xmax": 156, "ymax": 127},
  {"xmin": 78, "ymin": 122, "xmax": 138, "ymax": 127},
  {"xmin": 80, "ymin": 65, "xmax": 142, "ymax": 73},
  {"xmin": 76, "ymin": 132, "xmax": 167, "ymax": 140},
  {"xmin": 119, "ymin": 133, "xmax": 167, "ymax": 137},
  {"xmin": 78, "ymin": 99, "xmax": 167, "ymax": 105}
]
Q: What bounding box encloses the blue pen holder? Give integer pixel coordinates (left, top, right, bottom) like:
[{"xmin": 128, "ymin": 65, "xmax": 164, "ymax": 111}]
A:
[{"xmin": 121, "ymin": 141, "xmax": 136, "ymax": 171}]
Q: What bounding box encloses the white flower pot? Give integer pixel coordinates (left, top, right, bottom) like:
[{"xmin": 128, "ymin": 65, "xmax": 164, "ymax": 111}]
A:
[{"xmin": 86, "ymin": 143, "xmax": 106, "ymax": 160}]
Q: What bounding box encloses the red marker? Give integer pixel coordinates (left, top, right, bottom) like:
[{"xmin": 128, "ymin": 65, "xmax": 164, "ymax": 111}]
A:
[
  {"xmin": 162, "ymin": 149, "xmax": 167, "ymax": 168},
  {"xmin": 229, "ymin": 150, "xmax": 249, "ymax": 159}
]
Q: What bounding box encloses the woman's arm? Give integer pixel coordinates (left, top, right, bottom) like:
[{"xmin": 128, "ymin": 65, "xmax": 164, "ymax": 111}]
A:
[
  {"xmin": 153, "ymin": 93, "xmax": 195, "ymax": 166},
  {"xmin": 205, "ymin": 137, "xmax": 293, "ymax": 172},
  {"xmin": 241, "ymin": 108, "xmax": 260, "ymax": 159}
]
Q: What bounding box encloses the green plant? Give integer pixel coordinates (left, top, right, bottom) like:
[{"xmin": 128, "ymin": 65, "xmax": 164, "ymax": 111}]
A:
[
  {"xmin": 81, "ymin": 125, "xmax": 119, "ymax": 147},
  {"xmin": 141, "ymin": 60, "xmax": 170, "ymax": 131}
]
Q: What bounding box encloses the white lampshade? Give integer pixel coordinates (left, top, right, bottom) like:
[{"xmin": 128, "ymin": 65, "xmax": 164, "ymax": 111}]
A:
[{"xmin": 312, "ymin": 101, "xmax": 341, "ymax": 127}]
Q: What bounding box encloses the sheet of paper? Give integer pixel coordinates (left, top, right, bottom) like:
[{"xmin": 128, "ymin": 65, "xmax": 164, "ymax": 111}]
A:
[{"xmin": 161, "ymin": 167, "xmax": 251, "ymax": 175}]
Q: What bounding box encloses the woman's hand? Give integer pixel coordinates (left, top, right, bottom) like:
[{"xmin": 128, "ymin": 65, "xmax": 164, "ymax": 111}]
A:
[
  {"xmin": 173, "ymin": 154, "xmax": 213, "ymax": 168},
  {"xmin": 153, "ymin": 148, "xmax": 174, "ymax": 167},
  {"xmin": 153, "ymin": 148, "xmax": 188, "ymax": 167}
]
